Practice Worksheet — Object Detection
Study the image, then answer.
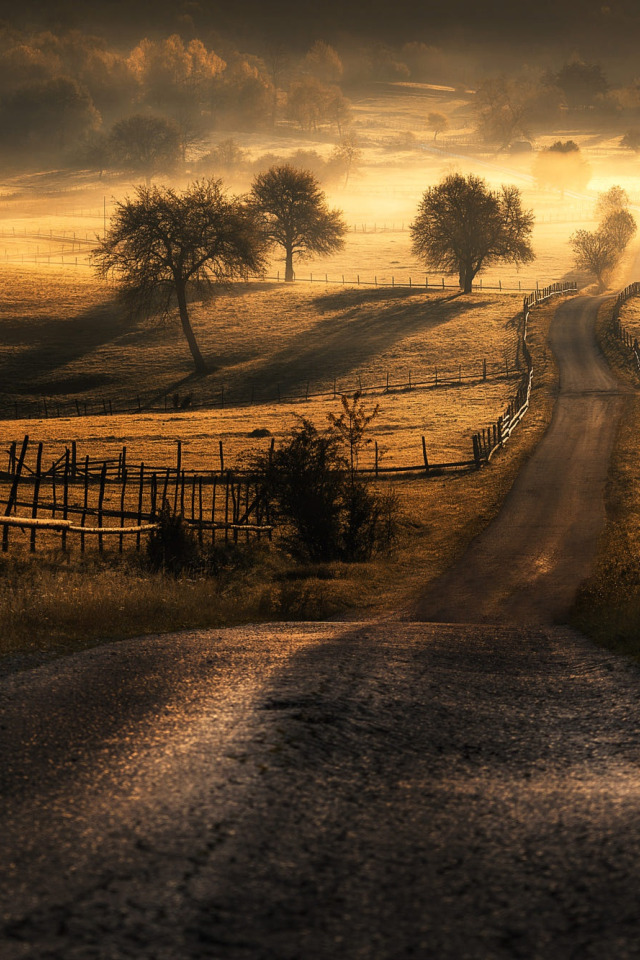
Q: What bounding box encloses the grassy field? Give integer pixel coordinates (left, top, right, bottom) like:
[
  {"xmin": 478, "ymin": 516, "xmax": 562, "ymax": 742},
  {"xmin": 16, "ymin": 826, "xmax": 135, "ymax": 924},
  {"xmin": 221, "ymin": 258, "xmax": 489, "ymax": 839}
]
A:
[
  {"xmin": 615, "ymin": 295, "xmax": 640, "ymax": 343},
  {"xmin": 0, "ymin": 273, "xmax": 524, "ymax": 468},
  {"xmin": 1, "ymin": 76, "xmax": 618, "ymax": 666},
  {"xmin": 0, "ymin": 296, "xmax": 563, "ymax": 668}
]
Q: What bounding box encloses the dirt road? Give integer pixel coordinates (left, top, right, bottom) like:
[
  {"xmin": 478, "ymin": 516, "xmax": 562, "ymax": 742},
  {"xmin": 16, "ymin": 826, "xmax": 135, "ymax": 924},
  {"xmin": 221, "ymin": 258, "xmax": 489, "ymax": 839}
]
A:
[
  {"xmin": 414, "ymin": 294, "xmax": 625, "ymax": 624},
  {"xmin": 2, "ymin": 292, "xmax": 640, "ymax": 959}
]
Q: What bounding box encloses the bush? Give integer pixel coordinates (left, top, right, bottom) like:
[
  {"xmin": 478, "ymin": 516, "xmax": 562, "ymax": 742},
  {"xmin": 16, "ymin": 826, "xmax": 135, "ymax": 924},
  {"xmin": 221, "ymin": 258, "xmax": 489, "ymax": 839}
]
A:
[
  {"xmin": 253, "ymin": 400, "xmax": 399, "ymax": 562},
  {"xmin": 146, "ymin": 499, "xmax": 200, "ymax": 575}
]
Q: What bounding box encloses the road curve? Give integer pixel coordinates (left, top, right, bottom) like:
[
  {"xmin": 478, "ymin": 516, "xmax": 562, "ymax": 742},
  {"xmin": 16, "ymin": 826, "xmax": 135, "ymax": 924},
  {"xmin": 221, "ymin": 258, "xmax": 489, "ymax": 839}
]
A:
[
  {"xmin": 415, "ymin": 294, "xmax": 625, "ymax": 625},
  {"xmin": 3, "ymin": 292, "xmax": 640, "ymax": 959}
]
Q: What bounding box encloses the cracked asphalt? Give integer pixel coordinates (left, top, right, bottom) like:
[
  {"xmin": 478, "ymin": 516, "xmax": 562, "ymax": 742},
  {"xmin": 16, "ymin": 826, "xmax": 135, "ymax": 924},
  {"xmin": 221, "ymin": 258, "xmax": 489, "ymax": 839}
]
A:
[{"xmin": 2, "ymin": 292, "xmax": 640, "ymax": 959}]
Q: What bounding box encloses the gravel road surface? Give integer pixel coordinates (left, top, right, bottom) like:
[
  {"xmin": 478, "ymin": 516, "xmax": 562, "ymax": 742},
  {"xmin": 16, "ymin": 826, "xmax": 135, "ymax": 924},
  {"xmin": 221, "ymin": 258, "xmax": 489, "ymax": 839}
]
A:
[{"xmin": 2, "ymin": 292, "xmax": 640, "ymax": 960}]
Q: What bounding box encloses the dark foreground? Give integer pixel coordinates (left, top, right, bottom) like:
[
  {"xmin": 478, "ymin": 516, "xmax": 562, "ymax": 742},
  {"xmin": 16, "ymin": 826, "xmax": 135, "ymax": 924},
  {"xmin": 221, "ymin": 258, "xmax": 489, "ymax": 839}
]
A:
[{"xmin": 2, "ymin": 622, "xmax": 640, "ymax": 959}]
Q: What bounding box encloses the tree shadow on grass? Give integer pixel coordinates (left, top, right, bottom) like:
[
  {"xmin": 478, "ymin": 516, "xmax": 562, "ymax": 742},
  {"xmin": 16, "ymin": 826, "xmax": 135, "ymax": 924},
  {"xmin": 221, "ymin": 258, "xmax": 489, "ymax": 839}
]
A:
[
  {"xmin": 240, "ymin": 292, "xmax": 488, "ymax": 398},
  {"xmin": 1, "ymin": 296, "xmax": 139, "ymax": 393}
]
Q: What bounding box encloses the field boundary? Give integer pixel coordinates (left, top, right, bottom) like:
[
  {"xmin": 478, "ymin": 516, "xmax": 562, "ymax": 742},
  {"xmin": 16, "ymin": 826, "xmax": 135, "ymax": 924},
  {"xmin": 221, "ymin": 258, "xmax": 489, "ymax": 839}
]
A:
[
  {"xmin": 471, "ymin": 282, "xmax": 575, "ymax": 464},
  {"xmin": 0, "ymin": 282, "xmax": 577, "ymax": 422},
  {"xmin": 612, "ymin": 281, "xmax": 640, "ymax": 374}
]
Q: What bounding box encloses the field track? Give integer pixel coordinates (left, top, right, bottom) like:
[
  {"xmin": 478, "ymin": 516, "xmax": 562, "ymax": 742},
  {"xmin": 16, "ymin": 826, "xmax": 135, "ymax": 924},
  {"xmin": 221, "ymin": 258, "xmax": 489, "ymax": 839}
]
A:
[{"xmin": 3, "ymin": 287, "xmax": 640, "ymax": 958}]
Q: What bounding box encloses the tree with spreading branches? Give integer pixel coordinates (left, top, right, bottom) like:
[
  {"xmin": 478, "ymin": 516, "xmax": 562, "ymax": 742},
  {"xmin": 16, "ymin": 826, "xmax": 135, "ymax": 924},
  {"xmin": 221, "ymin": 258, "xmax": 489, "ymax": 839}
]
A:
[
  {"xmin": 571, "ymin": 187, "xmax": 637, "ymax": 291},
  {"xmin": 410, "ymin": 173, "xmax": 534, "ymax": 294},
  {"xmin": 93, "ymin": 180, "xmax": 266, "ymax": 373},
  {"xmin": 251, "ymin": 165, "xmax": 346, "ymax": 282}
]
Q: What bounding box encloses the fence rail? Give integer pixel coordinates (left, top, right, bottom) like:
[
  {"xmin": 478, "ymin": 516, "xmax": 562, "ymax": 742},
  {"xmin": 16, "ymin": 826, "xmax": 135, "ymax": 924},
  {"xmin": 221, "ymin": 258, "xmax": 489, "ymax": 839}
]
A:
[
  {"xmin": 0, "ymin": 358, "xmax": 521, "ymax": 423},
  {"xmin": 612, "ymin": 281, "xmax": 640, "ymax": 372},
  {"xmin": 0, "ymin": 281, "xmax": 577, "ymax": 554},
  {"xmin": 0, "ymin": 436, "xmax": 272, "ymax": 555},
  {"xmin": 470, "ymin": 281, "xmax": 576, "ymax": 465}
]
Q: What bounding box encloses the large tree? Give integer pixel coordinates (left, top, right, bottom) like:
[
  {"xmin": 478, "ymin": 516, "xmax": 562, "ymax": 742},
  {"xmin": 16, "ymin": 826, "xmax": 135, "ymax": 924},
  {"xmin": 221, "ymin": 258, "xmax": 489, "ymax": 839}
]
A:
[
  {"xmin": 106, "ymin": 114, "xmax": 181, "ymax": 183},
  {"xmin": 251, "ymin": 165, "xmax": 346, "ymax": 282},
  {"xmin": 410, "ymin": 173, "xmax": 534, "ymax": 294},
  {"xmin": 94, "ymin": 180, "xmax": 266, "ymax": 374}
]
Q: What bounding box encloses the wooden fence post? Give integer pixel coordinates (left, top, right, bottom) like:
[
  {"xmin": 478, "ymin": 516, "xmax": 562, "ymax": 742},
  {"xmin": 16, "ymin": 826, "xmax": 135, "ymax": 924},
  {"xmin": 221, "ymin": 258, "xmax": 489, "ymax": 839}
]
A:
[
  {"xmin": 421, "ymin": 436, "xmax": 429, "ymax": 474},
  {"xmin": 136, "ymin": 463, "xmax": 144, "ymax": 551},
  {"xmin": 97, "ymin": 463, "xmax": 107, "ymax": 553},
  {"xmin": 80, "ymin": 456, "xmax": 89, "ymax": 553},
  {"xmin": 62, "ymin": 450, "xmax": 70, "ymax": 553},
  {"xmin": 150, "ymin": 473, "xmax": 158, "ymax": 520},
  {"xmin": 224, "ymin": 473, "xmax": 230, "ymax": 542},
  {"xmin": 30, "ymin": 442, "xmax": 43, "ymax": 552},
  {"xmin": 3, "ymin": 435, "xmax": 29, "ymax": 552},
  {"xmin": 472, "ymin": 434, "xmax": 481, "ymax": 469}
]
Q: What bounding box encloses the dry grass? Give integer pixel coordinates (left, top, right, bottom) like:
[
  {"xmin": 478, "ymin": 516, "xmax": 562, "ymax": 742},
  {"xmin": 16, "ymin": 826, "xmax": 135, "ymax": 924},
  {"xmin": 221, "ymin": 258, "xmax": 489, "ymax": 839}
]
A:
[
  {"xmin": 572, "ymin": 299, "xmax": 640, "ymax": 657},
  {"xmin": 616, "ymin": 296, "xmax": 640, "ymax": 346},
  {"xmin": 0, "ymin": 297, "xmax": 563, "ymax": 666},
  {"xmin": 0, "ymin": 275, "xmax": 524, "ymax": 469}
]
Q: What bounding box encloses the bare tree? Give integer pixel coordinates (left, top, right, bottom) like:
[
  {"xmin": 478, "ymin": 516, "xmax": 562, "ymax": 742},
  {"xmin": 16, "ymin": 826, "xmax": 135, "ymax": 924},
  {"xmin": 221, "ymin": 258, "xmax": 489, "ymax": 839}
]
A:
[
  {"xmin": 570, "ymin": 229, "xmax": 618, "ymax": 292},
  {"xmin": 94, "ymin": 180, "xmax": 266, "ymax": 373},
  {"xmin": 251, "ymin": 165, "xmax": 346, "ymax": 282},
  {"xmin": 427, "ymin": 111, "xmax": 448, "ymax": 141},
  {"xmin": 410, "ymin": 173, "xmax": 534, "ymax": 294},
  {"xmin": 329, "ymin": 132, "xmax": 362, "ymax": 186},
  {"xmin": 571, "ymin": 187, "xmax": 637, "ymax": 291},
  {"xmin": 595, "ymin": 185, "xmax": 631, "ymax": 219},
  {"xmin": 601, "ymin": 209, "xmax": 637, "ymax": 252}
]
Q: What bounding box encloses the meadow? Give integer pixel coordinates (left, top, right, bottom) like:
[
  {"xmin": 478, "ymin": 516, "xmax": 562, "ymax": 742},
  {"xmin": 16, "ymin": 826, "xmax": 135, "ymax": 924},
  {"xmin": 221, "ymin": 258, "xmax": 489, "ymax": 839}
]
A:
[{"xmin": 0, "ymin": 76, "xmax": 626, "ymax": 660}]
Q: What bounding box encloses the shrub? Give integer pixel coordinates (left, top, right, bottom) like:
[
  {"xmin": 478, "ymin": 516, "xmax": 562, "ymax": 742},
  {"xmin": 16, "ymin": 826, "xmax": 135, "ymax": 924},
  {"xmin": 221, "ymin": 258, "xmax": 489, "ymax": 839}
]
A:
[
  {"xmin": 146, "ymin": 499, "xmax": 199, "ymax": 575},
  {"xmin": 253, "ymin": 397, "xmax": 399, "ymax": 562}
]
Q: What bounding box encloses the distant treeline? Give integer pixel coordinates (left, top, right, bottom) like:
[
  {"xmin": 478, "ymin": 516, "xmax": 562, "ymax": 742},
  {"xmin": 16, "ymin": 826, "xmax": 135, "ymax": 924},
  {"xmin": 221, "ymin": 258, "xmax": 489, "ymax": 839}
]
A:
[{"xmin": 1, "ymin": 23, "xmax": 639, "ymax": 176}]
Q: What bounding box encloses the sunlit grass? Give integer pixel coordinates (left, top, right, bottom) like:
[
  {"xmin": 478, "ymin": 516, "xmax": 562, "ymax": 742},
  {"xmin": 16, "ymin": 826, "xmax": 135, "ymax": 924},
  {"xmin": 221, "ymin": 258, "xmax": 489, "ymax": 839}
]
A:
[
  {"xmin": 0, "ymin": 299, "xmax": 562, "ymax": 667},
  {"xmin": 572, "ymin": 300, "xmax": 640, "ymax": 658}
]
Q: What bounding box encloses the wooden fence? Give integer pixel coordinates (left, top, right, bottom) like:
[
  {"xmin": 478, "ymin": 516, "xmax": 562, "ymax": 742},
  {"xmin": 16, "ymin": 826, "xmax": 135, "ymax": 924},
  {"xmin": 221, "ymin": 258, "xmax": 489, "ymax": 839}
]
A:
[
  {"xmin": 0, "ymin": 436, "xmax": 272, "ymax": 554},
  {"xmin": 612, "ymin": 281, "xmax": 640, "ymax": 373},
  {"xmin": 470, "ymin": 281, "xmax": 576, "ymax": 464},
  {"xmin": 0, "ymin": 281, "xmax": 577, "ymax": 552},
  {"xmin": 0, "ymin": 357, "xmax": 521, "ymax": 423}
]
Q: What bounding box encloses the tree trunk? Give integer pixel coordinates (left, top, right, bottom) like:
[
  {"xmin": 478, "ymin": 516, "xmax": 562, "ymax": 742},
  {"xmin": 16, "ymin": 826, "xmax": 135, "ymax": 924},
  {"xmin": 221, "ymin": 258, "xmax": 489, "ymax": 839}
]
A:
[
  {"xmin": 285, "ymin": 246, "xmax": 295, "ymax": 282},
  {"xmin": 175, "ymin": 278, "xmax": 208, "ymax": 373},
  {"xmin": 461, "ymin": 264, "xmax": 474, "ymax": 294}
]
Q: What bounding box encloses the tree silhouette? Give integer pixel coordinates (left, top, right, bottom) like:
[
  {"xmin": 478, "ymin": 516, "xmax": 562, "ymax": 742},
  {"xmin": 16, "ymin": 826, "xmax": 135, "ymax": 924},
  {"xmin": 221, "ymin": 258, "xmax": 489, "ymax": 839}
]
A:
[
  {"xmin": 427, "ymin": 111, "xmax": 448, "ymax": 140},
  {"xmin": 106, "ymin": 114, "xmax": 181, "ymax": 183},
  {"xmin": 94, "ymin": 180, "xmax": 266, "ymax": 373},
  {"xmin": 251, "ymin": 165, "xmax": 346, "ymax": 282},
  {"xmin": 571, "ymin": 195, "xmax": 637, "ymax": 291},
  {"xmin": 533, "ymin": 140, "xmax": 591, "ymax": 194},
  {"xmin": 410, "ymin": 174, "xmax": 534, "ymax": 294}
]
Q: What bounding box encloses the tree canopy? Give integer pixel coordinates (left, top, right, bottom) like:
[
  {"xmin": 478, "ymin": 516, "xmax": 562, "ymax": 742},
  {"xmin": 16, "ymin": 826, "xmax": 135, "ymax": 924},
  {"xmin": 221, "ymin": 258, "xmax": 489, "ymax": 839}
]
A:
[
  {"xmin": 94, "ymin": 179, "xmax": 266, "ymax": 373},
  {"xmin": 251, "ymin": 165, "xmax": 346, "ymax": 282},
  {"xmin": 571, "ymin": 185, "xmax": 637, "ymax": 291},
  {"xmin": 410, "ymin": 173, "xmax": 534, "ymax": 294},
  {"xmin": 533, "ymin": 140, "xmax": 592, "ymax": 194}
]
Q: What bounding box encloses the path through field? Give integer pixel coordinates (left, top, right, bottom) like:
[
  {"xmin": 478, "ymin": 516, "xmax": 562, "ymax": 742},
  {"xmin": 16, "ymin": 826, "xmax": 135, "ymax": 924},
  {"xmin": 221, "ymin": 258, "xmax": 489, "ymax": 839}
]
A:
[{"xmin": 2, "ymin": 292, "xmax": 640, "ymax": 959}]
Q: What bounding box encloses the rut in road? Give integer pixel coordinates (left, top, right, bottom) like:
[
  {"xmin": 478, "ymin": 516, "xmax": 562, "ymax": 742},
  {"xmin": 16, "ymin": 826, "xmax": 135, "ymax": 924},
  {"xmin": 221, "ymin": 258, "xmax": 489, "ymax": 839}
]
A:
[{"xmin": 415, "ymin": 293, "xmax": 624, "ymax": 625}]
